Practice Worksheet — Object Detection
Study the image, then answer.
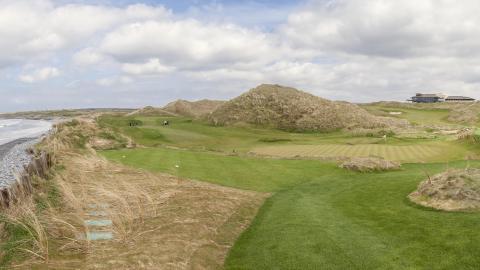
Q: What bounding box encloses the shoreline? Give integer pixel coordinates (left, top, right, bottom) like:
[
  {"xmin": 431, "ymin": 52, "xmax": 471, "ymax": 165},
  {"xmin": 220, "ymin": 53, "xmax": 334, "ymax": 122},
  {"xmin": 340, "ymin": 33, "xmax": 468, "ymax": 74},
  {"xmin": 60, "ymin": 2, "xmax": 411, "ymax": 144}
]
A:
[
  {"xmin": 0, "ymin": 138, "xmax": 36, "ymax": 160},
  {"xmin": 0, "ymin": 137, "xmax": 42, "ymax": 189}
]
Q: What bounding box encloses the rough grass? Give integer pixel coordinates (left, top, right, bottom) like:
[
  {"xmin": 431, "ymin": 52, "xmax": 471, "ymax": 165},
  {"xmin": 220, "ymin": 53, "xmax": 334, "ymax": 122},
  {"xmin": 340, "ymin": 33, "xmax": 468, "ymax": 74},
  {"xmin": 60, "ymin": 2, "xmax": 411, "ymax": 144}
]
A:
[
  {"xmin": 162, "ymin": 99, "xmax": 225, "ymax": 117},
  {"xmin": 340, "ymin": 157, "xmax": 400, "ymax": 172},
  {"xmin": 409, "ymin": 168, "xmax": 480, "ymax": 211},
  {"xmin": 207, "ymin": 84, "xmax": 407, "ymax": 132},
  {"xmin": 1, "ymin": 119, "xmax": 266, "ymax": 269}
]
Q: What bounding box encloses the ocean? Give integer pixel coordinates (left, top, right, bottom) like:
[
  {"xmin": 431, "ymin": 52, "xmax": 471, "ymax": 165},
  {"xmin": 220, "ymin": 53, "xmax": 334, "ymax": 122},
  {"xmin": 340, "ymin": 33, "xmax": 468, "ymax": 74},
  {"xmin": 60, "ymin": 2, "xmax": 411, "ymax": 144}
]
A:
[{"xmin": 0, "ymin": 119, "xmax": 52, "ymax": 145}]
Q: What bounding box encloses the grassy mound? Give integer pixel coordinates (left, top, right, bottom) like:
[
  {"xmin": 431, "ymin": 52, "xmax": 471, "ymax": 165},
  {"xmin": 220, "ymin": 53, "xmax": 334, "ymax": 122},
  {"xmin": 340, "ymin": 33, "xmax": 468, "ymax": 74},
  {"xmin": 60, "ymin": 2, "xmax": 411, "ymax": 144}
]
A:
[
  {"xmin": 126, "ymin": 106, "xmax": 177, "ymax": 117},
  {"xmin": 340, "ymin": 157, "xmax": 400, "ymax": 172},
  {"xmin": 51, "ymin": 119, "xmax": 133, "ymax": 150},
  {"xmin": 162, "ymin": 99, "xmax": 225, "ymax": 117},
  {"xmin": 409, "ymin": 169, "xmax": 480, "ymax": 211},
  {"xmin": 208, "ymin": 84, "xmax": 407, "ymax": 132}
]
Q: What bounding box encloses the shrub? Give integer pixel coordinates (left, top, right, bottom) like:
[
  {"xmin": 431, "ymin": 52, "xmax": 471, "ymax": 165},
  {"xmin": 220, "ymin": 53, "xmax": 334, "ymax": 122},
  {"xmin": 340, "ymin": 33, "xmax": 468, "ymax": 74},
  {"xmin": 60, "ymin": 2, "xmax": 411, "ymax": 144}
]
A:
[
  {"xmin": 409, "ymin": 169, "xmax": 480, "ymax": 211},
  {"xmin": 340, "ymin": 157, "xmax": 400, "ymax": 172}
]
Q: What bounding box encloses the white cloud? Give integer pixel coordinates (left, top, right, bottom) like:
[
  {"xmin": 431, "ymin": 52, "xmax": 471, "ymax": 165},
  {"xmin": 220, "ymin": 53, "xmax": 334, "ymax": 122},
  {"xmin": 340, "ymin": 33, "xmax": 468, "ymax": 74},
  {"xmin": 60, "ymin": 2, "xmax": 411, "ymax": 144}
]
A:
[
  {"xmin": 19, "ymin": 67, "xmax": 60, "ymax": 83},
  {"xmin": 73, "ymin": 48, "xmax": 105, "ymax": 66},
  {"xmin": 97, "ymin": 75, "xmax": 133, "ymax": 86},
  {"xmin": 0, "ymin": 1, "xmax": 170, "ymax": 68},
  {"xmin": 122, "ymin": 59, "xmax": 175, "ymax": 75},
  {"xmin": 100, "ymin": 19, "xmax": 282, "ymax": 69},
  {"xmin": 282, "ymin": 0, "xmax": 480, "ymax": 58},
  {"xmin": 4, "ymin": 0, "xmax": 480, "ymax": 112}
]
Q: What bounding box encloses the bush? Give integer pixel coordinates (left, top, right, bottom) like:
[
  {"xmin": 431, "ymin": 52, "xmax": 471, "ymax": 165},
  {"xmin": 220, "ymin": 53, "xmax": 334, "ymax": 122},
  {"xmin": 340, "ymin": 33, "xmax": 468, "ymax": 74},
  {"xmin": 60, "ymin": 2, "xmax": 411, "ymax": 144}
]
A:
[
  {"xmin": 409, "ymin": 169, "xmax": 480, "ymax": 211},
  {"xmin": 340, "ymin": 157, "xmax": 400, "ymax": 172}
]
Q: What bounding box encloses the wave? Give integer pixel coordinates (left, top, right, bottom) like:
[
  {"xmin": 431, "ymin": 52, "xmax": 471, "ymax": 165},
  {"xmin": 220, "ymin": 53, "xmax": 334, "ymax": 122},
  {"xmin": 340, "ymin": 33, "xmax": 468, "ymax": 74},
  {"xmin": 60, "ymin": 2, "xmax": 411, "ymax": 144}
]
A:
[
  {"xmin": 0, "ymin": 119, "xmax": 22, "ymax": 128},
  {"xmin": 0, "ymin": 119, "xmax": 52, "ymax": 145}
]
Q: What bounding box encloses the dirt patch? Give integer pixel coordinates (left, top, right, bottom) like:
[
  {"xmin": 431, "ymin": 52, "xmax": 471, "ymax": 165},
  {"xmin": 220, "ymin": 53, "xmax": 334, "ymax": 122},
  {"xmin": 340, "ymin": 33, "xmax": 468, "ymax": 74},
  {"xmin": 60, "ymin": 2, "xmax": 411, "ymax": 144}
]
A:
[
  {"xmin": 409, "ymin": 169, "xmax": 480, "ymax": 211},
  {"xmin": 340, "ymin": 157, "xmax": 400, "ymax": 172}
]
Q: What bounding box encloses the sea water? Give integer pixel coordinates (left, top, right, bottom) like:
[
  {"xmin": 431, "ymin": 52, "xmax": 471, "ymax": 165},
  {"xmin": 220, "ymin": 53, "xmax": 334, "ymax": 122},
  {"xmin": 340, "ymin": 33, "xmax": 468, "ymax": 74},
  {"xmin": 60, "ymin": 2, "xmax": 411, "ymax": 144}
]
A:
[{"xmin": 0, "ymin": 119, "xmax": 52, "ymax": 145}]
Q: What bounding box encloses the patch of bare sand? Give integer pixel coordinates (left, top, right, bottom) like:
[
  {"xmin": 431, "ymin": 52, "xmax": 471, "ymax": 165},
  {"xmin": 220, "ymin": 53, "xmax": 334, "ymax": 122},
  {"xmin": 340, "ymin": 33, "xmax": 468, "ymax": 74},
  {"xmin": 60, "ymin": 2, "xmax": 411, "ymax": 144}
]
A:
[{"xmin": 25, "ymin": 153, "xmax": 266, "ymax": 269}]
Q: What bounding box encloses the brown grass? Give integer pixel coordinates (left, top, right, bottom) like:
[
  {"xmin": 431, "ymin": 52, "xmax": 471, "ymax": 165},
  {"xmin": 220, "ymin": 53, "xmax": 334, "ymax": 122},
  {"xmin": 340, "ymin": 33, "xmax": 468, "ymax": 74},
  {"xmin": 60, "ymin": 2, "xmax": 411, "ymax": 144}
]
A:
[
  {"xmin": 409, "ymin": 168, "xmax": 480, "ymax": 211},
  {"xmin": 1, "ymin": 119, "xmax": 267, "ymax": 269},
  {"xmin": 340, "ymin": 157, "xmax": 401, "ymax": 172},
  {"xmin": 163, "ymin": 99, "xmax": 226, "ymax": 118},
  {"xmin": 207, "ymin": 84, "xmax": 408, "ymax": 132}
]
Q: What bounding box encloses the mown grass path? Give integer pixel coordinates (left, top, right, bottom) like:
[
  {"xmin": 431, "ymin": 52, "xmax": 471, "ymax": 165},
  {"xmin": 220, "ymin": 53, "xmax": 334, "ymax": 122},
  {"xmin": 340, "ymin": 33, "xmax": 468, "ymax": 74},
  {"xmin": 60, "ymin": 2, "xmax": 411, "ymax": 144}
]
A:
[
  {"xmin": 101, "ymin": 147, "xmax": 480, "ymax": 269},
  {"xmin": 251, "ymin": 143, "xmax": 445, "ymax": 162}
]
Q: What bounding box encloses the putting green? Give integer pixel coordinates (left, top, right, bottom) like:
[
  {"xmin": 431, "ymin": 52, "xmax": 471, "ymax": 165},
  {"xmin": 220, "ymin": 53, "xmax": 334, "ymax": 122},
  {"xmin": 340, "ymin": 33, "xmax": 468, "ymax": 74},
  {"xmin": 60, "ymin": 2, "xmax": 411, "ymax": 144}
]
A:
[{"xmin": 251, "ymin": 144, "xmax": 444, "ymax": 162}]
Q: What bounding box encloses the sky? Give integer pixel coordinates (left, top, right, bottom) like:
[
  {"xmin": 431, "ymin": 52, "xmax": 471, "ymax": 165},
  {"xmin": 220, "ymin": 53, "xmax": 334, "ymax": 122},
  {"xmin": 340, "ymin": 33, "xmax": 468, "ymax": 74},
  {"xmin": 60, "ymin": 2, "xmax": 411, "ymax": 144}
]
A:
[{"xmin": 2, "ymin": 0, "xmax": 480, "ymax": 112}]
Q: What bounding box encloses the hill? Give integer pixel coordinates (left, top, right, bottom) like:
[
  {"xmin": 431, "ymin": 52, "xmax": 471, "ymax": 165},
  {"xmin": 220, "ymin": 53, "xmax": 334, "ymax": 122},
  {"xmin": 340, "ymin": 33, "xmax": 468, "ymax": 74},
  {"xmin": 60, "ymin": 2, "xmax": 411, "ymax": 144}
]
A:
[
  {"xmin": 162, "ymin": 99, "xmax": 225, "ymax": 117},
  {"xmin": 207, "ymin": 84, "xmax": 407, "ymax": 132},
  {"xmin": 126, "ymin": 106, "xmax": 178, "ymax": 117}
]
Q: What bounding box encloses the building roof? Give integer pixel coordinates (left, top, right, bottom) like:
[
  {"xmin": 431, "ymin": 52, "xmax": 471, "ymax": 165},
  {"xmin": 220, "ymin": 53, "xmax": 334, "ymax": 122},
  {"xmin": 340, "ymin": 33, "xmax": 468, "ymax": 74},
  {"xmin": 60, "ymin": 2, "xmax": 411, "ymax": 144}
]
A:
[{"xmin": 414, "ymin": 93, "xmax": 445, "ymax": 98}]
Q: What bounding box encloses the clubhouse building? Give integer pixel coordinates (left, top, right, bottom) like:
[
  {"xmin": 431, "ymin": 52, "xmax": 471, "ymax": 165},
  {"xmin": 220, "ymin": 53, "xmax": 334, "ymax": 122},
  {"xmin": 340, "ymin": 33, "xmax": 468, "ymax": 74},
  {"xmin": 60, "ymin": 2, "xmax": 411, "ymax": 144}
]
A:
[{"xmin": 409, "ymin": 93, "xmax": 475, "ymax": 103}]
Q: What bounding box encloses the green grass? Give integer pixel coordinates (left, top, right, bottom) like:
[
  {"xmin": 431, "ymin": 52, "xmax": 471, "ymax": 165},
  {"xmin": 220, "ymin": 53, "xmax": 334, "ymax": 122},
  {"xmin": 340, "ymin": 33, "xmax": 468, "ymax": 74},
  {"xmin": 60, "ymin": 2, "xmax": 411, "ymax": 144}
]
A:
[
  {"xmin": 226, "ymin": 162, "xmax": 480, "ymax": 270},
  {"xmin": 101, "ymin": 147, "xmax": 480, "ymax": 269},
  {"xmin": 99, "ymin": 114, "xmax": 480, "ymax": 269},
  {"xmin": 98, "ymin": 115, "xmax": 475, "ymax": 162},
  {"xmin": 251, "ymin": 141, "xmax": 472, "ymax": 162},
  {"xmin": 363, "ymin": 105, "xmax": 453, "ymax": 126},
  {"xmin": 101, "ymin": 147, "xmax": 332, "ymax": 192}
]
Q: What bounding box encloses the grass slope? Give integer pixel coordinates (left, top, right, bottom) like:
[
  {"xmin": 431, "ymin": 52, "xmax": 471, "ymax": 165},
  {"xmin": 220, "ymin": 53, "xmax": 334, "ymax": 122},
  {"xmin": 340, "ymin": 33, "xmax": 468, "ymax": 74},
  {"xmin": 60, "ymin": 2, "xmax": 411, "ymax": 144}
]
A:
[
  {"xmin": 99, "ymin": 114, "xmax": 480, "ymax": 269},
  {"xmin": 102, "ymin": 147, "xmax": 480, "ymax": 269},
  {"xmin": 98, "ymin": 115, "xmax": 477, "ymax": 162},
  {"xmin": 101, "ymin": 147, "xmax": 332, "ymax": 192},
  {"xmin": 226, "ymin": 162, "xmax": 480, "ymax": 270}
]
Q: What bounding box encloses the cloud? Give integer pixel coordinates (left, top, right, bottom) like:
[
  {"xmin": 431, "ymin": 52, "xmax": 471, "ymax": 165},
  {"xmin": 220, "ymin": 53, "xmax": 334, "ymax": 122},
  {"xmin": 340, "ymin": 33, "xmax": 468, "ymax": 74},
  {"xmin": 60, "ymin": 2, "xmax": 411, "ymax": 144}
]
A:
[
  {"xmin": 19, "ymin": 67, "xmax": 60, "ymax": 83},
  {"xmin": 0, "ymin": 1, "xmax": 170, "ymax": 68},
  {"xmin": 4, "ymin": 0, "xmax": 480, "ymax": 112},
  {"xmin": 72, "ymin": 48, "xmax": 105, "ymax": 66},
  {"xmin": 99, "ymin": 19, "xmax": 281, "ymax": 70},
  {"xmin": 122, "ymin": 59, "xmax": 175, "ymax": 75},
  {"xmin": 96, "ymin": 75, "xmax": 133, "ymax": 86},
  {"xmin": 282, "ymin": 0, "xmax": 480, "ymax": 58}
]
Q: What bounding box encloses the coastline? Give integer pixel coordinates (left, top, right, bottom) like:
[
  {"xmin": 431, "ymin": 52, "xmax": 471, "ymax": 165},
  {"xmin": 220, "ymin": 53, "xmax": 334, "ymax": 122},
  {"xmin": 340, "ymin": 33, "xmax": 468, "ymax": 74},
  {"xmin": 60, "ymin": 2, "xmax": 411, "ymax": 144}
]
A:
[
  {"xmin": 0, "ymin": 138, "xmax": 36, "ymax": 160},
  {"xmin": 0, "ymin": 137, "xmax": 42, "ymax": 188},
  {"xmin": 0, "ymin": 119, "xmax": 53, "ymax": 189}
]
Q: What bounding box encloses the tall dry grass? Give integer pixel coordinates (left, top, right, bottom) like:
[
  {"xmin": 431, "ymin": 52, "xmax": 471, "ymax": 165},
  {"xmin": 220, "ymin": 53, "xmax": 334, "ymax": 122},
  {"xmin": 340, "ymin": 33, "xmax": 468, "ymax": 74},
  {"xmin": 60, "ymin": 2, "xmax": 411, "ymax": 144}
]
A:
[{"xmin": 0, "ymin": 119, "xmax": 158, "ymax": 267}]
